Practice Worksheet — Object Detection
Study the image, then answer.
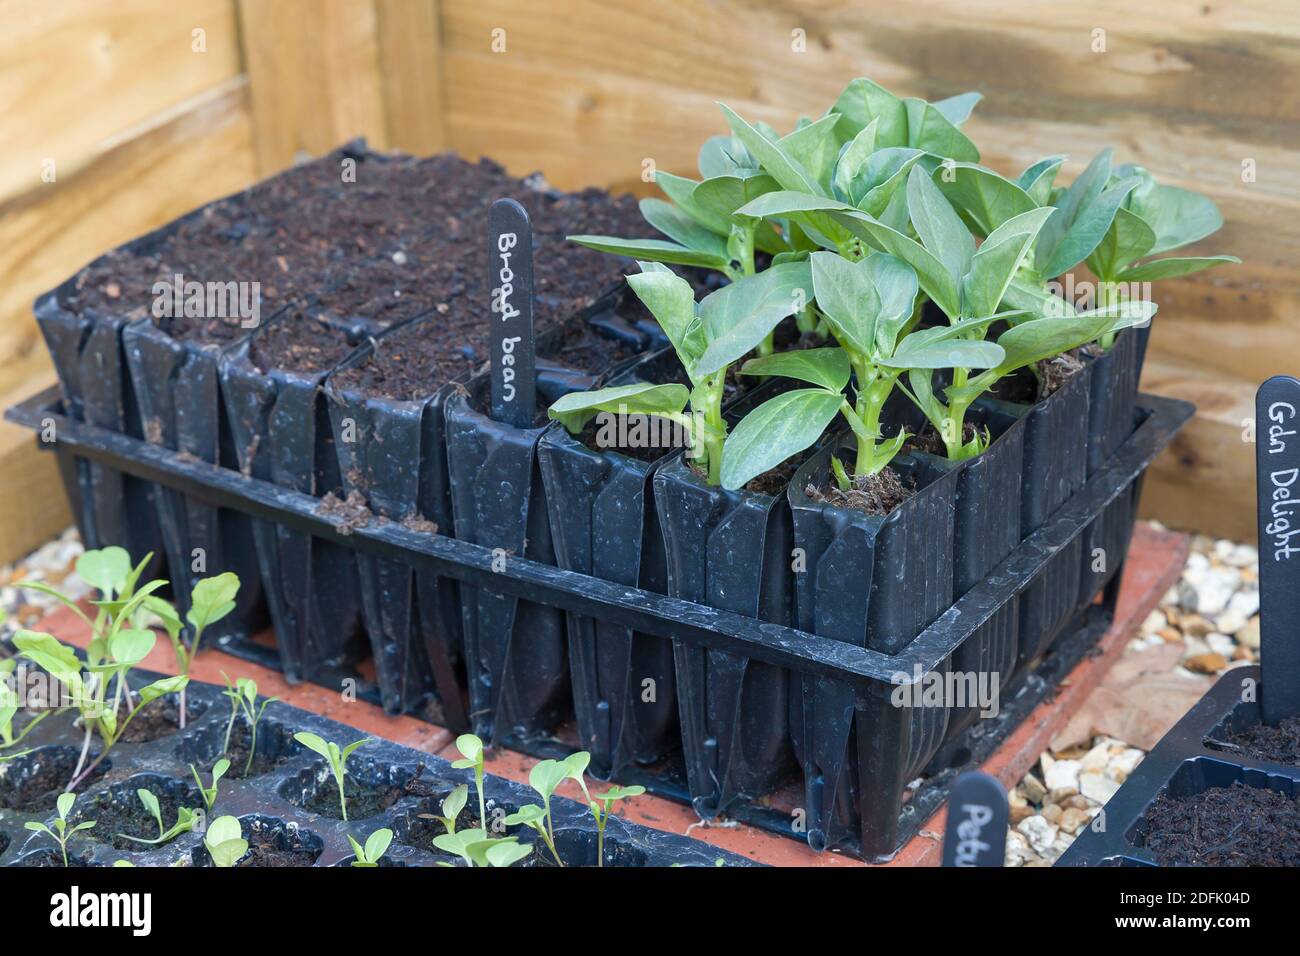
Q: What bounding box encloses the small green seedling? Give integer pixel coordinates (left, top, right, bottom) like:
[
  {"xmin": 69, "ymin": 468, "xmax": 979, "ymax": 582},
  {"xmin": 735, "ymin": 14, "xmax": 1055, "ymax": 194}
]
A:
[
  {"xmin": 25, "ymin": 792, "xmax": 95, "ymax": 867},
  {"xmin": 348, "ymin": 828, "xmax": 394, "ymax": 867},
  {"xmin": 119, "ymin": 788, "xmax": 198, "ymax": 845},
  {"xmin": 432, "ymin": 828, "xmax": 532, "ymax": 868},
  {"xmin": 220, "ymin": 673, "xmax": 278, "ymax": 776},
  {"xmin": 292, "ymin": 732, "xmax": 370, "ymax": 821},
  {"xmin": 504, "ymin": 751, "xmax": 590, "ymax": 867},
  {"xmin": 450, "ymin": 733, "xmax": 491, "ymax": 833},
  {"xmin": 0, "ymin": 652, "xmax": 50, "ymax": 753},
  {"xmin": 432, "ymin": 785, "xmax": 469, "ymax": 836},
  {"xmin": 190, "ymin": 758, "xmax": 230, "ymax": 811},
  {"xmin": 160, "ymin": 572, "xmax": 239, "ymax": 729},
  {"xmin": 204, "ymin": 815, "xmax": 248, "ymax": 867},
  {"xmin": 587, "ymin": 784, "xmax": 646, "ymax": 867}
]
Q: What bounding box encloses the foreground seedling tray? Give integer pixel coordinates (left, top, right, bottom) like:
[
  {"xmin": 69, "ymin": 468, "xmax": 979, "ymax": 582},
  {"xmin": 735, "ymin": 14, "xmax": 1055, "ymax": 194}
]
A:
[
  {"xmin": 0, "ymin": 674, "xmax": 750, "ymax": 867},
  {"xmin": 7, "ymin": 387, "xmax": 1193, "ymax": 859},
  {"xmin": 1057, "ymin": 665, "xmax": 1297, "ymax": 866}
]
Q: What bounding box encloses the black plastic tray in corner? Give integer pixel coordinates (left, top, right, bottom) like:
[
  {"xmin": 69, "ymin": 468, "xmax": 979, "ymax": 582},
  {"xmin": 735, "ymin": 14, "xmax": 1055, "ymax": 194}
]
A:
[
  {"xmin": 120, "ymin": 316, "xmax": 269, "ymax": 645},
  {"xmin": 3, "ymin": 386, "xmax": 1193, "ymax": 860},
  {"xmin": 35, "ymin": 288, "xmax": 166, "ymax": 580},
  {"xmin": 0, "ymin": 672, "xmax": 754, "ymax": 868},
  {"xmin": 535, "ymin": 348, "xmax": 688, "ymax": 779},
  {"xmin": 1056, "ymin": 665, "xmax": 1300, "ymax": 867},
  {"xmin": 219, "ymin": 317, "xmax": 371, "ymax": 687},
  {"xmin": 322, "ymin": 319, "xmax": 460, "ymax": 722},
  {"xmin": 788, "ymin": 438, "xmax": 960, "ymax": 855}
]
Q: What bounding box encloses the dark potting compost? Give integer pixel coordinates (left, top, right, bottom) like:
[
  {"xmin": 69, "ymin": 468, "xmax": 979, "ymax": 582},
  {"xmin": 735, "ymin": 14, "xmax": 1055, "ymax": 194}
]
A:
[{"xmin": 1141, "ymin": 782, "xmax": 1300, "ymax": 867}]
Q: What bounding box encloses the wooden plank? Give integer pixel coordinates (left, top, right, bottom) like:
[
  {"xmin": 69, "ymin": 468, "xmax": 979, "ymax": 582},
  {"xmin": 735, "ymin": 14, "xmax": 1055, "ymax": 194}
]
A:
[
  {"xmin": 236, "ymin": 0, "xmax": 388, "ymax": 175},
  {"xmin": 0, "ymin": 0, "xmax": 242, "ymax": 206},
  {"xmin": 376, "ymin": 0, "xmax": 447, "ymax": 153},
  {"xmin": 1139, "ymin": 355, "xmax": 1257, "ymax": 543},
  {"xmin": 0, "ymin": 80, "xmax": 257, "ymax": 394},
  {"xmin": 0, "ymin": 368, "xmax": 69, "ymax": 564}
]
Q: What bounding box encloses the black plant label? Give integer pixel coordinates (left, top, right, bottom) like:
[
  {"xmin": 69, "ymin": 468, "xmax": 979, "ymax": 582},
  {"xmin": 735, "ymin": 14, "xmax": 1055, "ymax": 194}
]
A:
[
  {"xmin": 488, "ymin": 198, "xmax": 535, "ymax": 428},
  {"xmin": 941, "ymin": 771, "xmax": 1008, "ymax": 867},
  {"xmin": 1256, "ymin": 375, "xmax": 1300, "ymax": 723}
]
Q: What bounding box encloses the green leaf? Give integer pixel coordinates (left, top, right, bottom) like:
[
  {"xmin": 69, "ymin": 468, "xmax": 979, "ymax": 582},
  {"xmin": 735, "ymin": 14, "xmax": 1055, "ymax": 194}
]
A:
[
  {"xmin": 13, "ymin": 631, "xmax": 82, "ymax": 681},
  {"xmin": 212, "ymin": 758, "xmax": 230, "ymax": 783},
  {"xmin": 108, "ymin": 628, "xmax": 156, "ymax": 668},
  {"xmin": 778, "ymin": 113, "xmax": 842, "ymax": 189},
  {"xmin": 76, "ymin": 547, "xmax": 132, "ymax": 598},
  {"xmin": 293, "ymin": 732, "xmax": 330, "ymax": 760},
  {"xmin": 907, "ymin": 165, "xmax": 975, "ymax": 285},
  {"xmin": 654, "ymin": 171, "xmax": 730, "ymax": 235},
  {"xmin": 961, "ymin": 207, "xmax": 1056, "ymax": 319},
  {"xmin": 1088, "ymin": 206, "xmax": 1157, "ymax": 278},
  {"xmin": 1034, "ymin": 150, "xmax": 1111, "ymax": 272},
  {"xmin": 832, "ymin": 118, "xmax": 878, "ymax": 202},
  {"xmin": 186, "ymin": 572, "xmax": 240, "ymax": 633},
  {"xmin": 721, "ymin": 389, "xmax": 844, "ymax": 490},
  {"xmin": 885, "ymin": 337, "xmax": 1005, "ymax": 370},
  {"xmin": 137, "ymin": 788, "xmax": 162, "ymax": 824},
  {"xmin": 138, "ymin": 675, "xmax": 187, "ymax": 705},
  {"xmin": 56, "ymin": 791, "xmax": 76, "ymax": 821},
  {"xmin": 626, "ymin": 263, "xmax": 706, "ymax": 371},
  {"xmin": 1017, "ymin": 156, "xmax": 1066, "ymax": 205},
  {"xmin": 1128, "ymin": 181, "xmax": 1225, "ymax": 255},
  {"xmin": 443, "ymin": 784, "xmax": 469, "ymax": 822},
  {"xmin": 809, "ymin": 251, "xmax": 881, "ymax": 355},
  {"xmin": 485, "ymin": 840, "xmax": 533, "ymax": 867},
  {"xmin": 932, "ymin": 91, "xmax": 982, "ymax": 126},
  {"xmin": 141, "ymin": 596, "xmax": 183, "ymax": 642},
  {"xmin": 853, "ymin": 148, "xmax": 925, "ymax": 216},
  {"xmin": 1120, "ymin": 255, "xmax": 1240, "ymax": 282},
  {"xmin": 505, "ymin": 804, "xmax": 547, "ymax": 827},
  {"xmin": 454, "ymin": 733, "xmax": 483, "ymax": 765},
  {"xmin": 717, "ymin": 103, "xmax": 825, "ymax": 196},
  {"xmin": 993, "ymin": 307, "xmax": 1130, "ymax": 372},
  {"xmin": 698, "ymin": 134, "xmax": 752, "ymax": 179},
  {"xmin": 845, "ymin": 211, "xmax": 961, "ymax": 319},
  {"xmin": 693, "ymin": 262, "xmax": 814, "ymax": 377},
  {"xmin": 600, "ymin": 784, "xmax": 646, "ymax": 802},
  {"xmin": 364, "ymin": 828, "xmax": 394, "ymax": 862},
  {"xmin": 639, "ymin": 198, "xmax": 730, "ymax": 258},
  {"xmin": 935, "ymin": 163, "xmax": 1039, "ymax": 237},
  {"xmin": 548, "ymin": 382, "xmax": 690, "ymax": 434},
  {"xmin": 340, "ymin": 738, "xmax": 371, "ymax": 763},
  {"xmin": 740, "ymin": 348, "xmax": 851, "ymax": 391},
  {"xmin": 1039, "ymin": 176, "xmax": 1141, "ymax": 279},
  {"xmin": 904, "ymin": 98, "xmax": 980, "ymax": 162},
  {"xmin": 863, "ymin": 252, "xmax": 921, "ymax": 354},
  {"xmin": 567, "ymin": 235, "xmax": 729, "ymax": 270},
  {"xmin": 527, "ymin": 759, "xmax": 569, "ymax": 801},
  {"xmin": 832, "ymin": 77, "xmax": 908, "ymax": 147}
]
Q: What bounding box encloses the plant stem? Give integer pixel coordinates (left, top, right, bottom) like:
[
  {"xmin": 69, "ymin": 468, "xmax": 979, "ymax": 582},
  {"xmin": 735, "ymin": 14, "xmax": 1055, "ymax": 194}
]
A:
[
  {"xmin": 67, "ymin": 721, "xmax": 93, "ymax": 791},
  {"xmin": 244, "ymin": 719, "xmax": 258, "ymax": 777},
  {"xmin": 697, "ymin": 373, "xmax": 727, "ymax": 486},
  {"xmin": 60, "ymin": 836, "xmax": 68, "ymax": 868},
  {"xmin": 337, "ymin": 770, "xmax": 348, "ymax": 822},
  {"xmin": 597, "ymin": 811, "xmax": 607, "ymax": 868}
]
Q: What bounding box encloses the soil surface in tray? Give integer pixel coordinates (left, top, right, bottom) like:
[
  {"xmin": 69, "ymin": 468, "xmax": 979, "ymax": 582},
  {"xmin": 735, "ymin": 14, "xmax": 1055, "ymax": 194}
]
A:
[
  {"xmin": 66, "ymin": 149, "xmax": 654, "ymax": 363},
  {"xmin": 299, "ymin": 773, "xmax": 423, "ymax": 820},
  {"xmin": 988, "ymin": 349, "xmax": 1088, "ymax": 404},
  {"xmin": 333, "ymin": 316, "xmax": 639, "ymax": 402},
  {"xmin": 805, "ymin": 459, "xmax": 916, "ymax": 516},
  {"xmin": 1142, "ymin": 782, "xmax": 1300, "ymax": 866},
  {"xmin": 1218, "ymin": 715, "xmax": 1300, "ymax": 766}
]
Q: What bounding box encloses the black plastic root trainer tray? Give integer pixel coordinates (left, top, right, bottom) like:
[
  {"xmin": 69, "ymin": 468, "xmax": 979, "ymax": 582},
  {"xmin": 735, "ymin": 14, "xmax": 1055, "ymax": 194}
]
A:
[
  {"xmin": 0, "ymin": 676, "xmax": 749, "ymax": 868},
  {"xmin": 6, "ymin": 384, "xmax": 1191, "ymax": 860},
  {"xmin": 1055, "ymin": 665, "xmax": 1300, "ymax": 867}
]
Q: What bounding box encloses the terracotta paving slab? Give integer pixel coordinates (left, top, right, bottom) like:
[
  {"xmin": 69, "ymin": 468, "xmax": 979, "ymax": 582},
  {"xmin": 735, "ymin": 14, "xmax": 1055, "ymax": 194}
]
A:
[{"xmin": 28, "ymin": 522, "xmax": 1187, "ymax": 867}]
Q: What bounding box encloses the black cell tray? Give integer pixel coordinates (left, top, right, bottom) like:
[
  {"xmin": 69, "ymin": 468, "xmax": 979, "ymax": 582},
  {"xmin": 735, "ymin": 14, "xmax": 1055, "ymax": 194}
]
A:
[
  {"xmin": 5, "ymin": 386, "xmax": 1192, "ymax": 860},
  {"xmin": 1056, "ymin": 665, "xmax": 1299, "ymax": 867},
  {"xmin": 0, "ymin": 675, "xmax": 751, "ymax": 867}
]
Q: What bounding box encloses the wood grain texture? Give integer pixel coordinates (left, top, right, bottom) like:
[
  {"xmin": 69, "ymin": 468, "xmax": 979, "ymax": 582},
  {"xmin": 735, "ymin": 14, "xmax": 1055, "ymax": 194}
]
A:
[
  {"xmin": 0, "ymin": 369, "xmax": 69, "ymax": 563},
  {"xmin": 377, "ymin": 0, "xmax": 447, "ymax": 153},
  {"xmin": 0, "ymin": 80, "xmax": 256, "ymax": 393},
  {"xmin": 1139, "ymin": 354, "xmax": 1257, "ymax": 542},
  {"xmin": 0, "ymin": 0, "xmax": 242, "ymax": 206},
  {"xmin": 236, "ymin": 0, "xmax": 387, "ymax": 174}
]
